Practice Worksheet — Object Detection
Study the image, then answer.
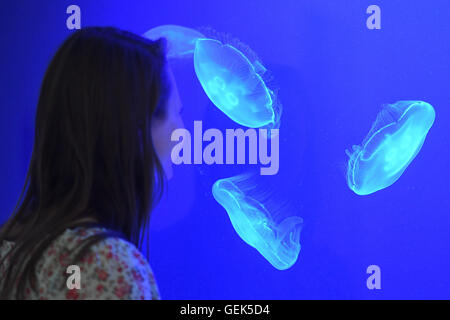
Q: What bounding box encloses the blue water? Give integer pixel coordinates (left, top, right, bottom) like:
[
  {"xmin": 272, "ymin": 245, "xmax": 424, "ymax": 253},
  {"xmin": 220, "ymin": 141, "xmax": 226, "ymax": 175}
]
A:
[{"xmin": 0, "ymin": 0, "xmax": 449, "ymax": 299}]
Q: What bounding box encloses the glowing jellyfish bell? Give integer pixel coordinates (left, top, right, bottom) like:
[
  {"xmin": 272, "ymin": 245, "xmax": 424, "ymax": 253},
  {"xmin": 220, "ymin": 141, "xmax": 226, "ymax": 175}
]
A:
[
  {"xmin": 346, "ymin": 101, "xmax": 435, "ymax": 195},
  {"xmin": 212, "ymin": 175, "xmax": 303, "ymax": 270},
  {"xmin": 194, "ymin": 38, "xmax": 276, "ymax": 128},
  {"xmin": 143, "ymin": 25, "xmax": 205, "ymax": 59}
]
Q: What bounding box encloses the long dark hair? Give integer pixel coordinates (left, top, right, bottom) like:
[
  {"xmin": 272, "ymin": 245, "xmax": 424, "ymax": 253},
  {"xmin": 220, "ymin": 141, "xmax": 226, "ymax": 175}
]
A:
[{"xmin": 0, "ymin": 27, "xmax": 170, "ymax": 299}]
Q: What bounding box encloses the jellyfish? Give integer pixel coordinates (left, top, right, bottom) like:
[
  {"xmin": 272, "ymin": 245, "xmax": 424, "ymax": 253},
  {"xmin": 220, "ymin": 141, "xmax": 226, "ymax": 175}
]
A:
[
  {"xmin": 194, "ymin": 38, "xmax": 277, "ymax": 128},
  {"xmin": 212, "ymin": 174, "xmax": 303, "ymax": 270},
  {"xmin": 346, "ymin": 101, "xmax": 435, "ymax": 195},
  {"xmin": 143, "ymin": 25, "xmax": 205, "ymax": 59}
]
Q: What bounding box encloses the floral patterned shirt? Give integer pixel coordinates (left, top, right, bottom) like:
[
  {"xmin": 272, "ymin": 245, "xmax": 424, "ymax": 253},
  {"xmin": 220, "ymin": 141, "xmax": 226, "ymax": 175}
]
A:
[{"xmin": 0, "ymin": 227, "xmax": 160, "ymax": 300}]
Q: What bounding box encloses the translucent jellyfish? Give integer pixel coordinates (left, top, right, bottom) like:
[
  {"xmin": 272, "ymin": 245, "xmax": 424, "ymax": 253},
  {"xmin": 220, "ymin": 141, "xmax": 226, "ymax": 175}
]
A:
[
  {"xmin": 194, "ymin": 38, "xmax": 277, "ymax": 128},
  {"xmin": 212, "ymin": 174, "xmax": 303, "ymax": 270},
  {"xmin": 143, "ymin": 25, "xmax": 205, "ymax": 59},
  {"xmin": 346, "ymin": 101, "xmax": 435, "ymax": 195}
]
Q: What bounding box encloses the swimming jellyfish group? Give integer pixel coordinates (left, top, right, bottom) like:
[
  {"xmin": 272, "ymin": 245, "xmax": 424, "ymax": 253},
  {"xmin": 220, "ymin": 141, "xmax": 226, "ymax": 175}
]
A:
[
  {"xmin": 144, "ymin": 25, "xmax": 437, "ymax": 271},
  {"xmin": 346, "ymin": 101, "xmax": 435, "ymax": 195},
  {"xmin": 144, "ymin": 25, "xmax": 300, "ymax": 269}
]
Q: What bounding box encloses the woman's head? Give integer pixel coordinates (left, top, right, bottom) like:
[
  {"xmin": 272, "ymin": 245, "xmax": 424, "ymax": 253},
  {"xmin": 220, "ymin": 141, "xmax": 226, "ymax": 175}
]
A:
[
  {"xmin": 30, "ymin": 26, "xmax": 181, "ymax": 238},
  {"xmin": 0, "ymin": 27, "xmax": 182, "ymax": 298}
]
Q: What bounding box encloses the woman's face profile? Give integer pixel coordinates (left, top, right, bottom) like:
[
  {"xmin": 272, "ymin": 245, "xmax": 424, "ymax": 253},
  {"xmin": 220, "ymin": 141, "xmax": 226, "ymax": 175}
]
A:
[{"xmin": 151, "ymin": 67, "xmax": 184, "ymax": 180}]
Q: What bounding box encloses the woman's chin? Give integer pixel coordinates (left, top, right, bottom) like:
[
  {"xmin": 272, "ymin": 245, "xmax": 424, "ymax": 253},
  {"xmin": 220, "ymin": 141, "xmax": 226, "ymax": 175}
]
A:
[{"xmin": 164, "ymin": 165, "xmax": 174, "ymax": 180}]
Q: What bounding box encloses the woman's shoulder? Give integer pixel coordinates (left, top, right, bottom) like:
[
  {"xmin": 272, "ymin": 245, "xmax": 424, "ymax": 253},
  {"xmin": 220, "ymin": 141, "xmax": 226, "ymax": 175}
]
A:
[{"xmin": 36, "ymin": 226, "xmax": 160, "ymax": 300}]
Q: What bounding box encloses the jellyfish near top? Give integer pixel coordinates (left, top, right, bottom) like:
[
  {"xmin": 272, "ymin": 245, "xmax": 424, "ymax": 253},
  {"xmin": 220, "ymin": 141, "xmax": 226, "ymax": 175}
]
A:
[
  {"xmin": 194, "ymin": 38, "xmax": 275, "ymax": 128},
  {"xmin": 143, "ymin": 25, "xmax": 205, "ymax": 59},
  {"xmin": 346, "ymin": 101, "xmax": 435, "ymax": 195}
]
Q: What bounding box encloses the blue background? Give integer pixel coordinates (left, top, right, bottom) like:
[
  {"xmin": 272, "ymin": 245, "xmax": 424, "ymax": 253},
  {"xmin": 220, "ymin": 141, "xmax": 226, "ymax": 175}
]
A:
[{"xmin": 1, "ymin": 0, "xmax": 449, "ymax": 299}]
